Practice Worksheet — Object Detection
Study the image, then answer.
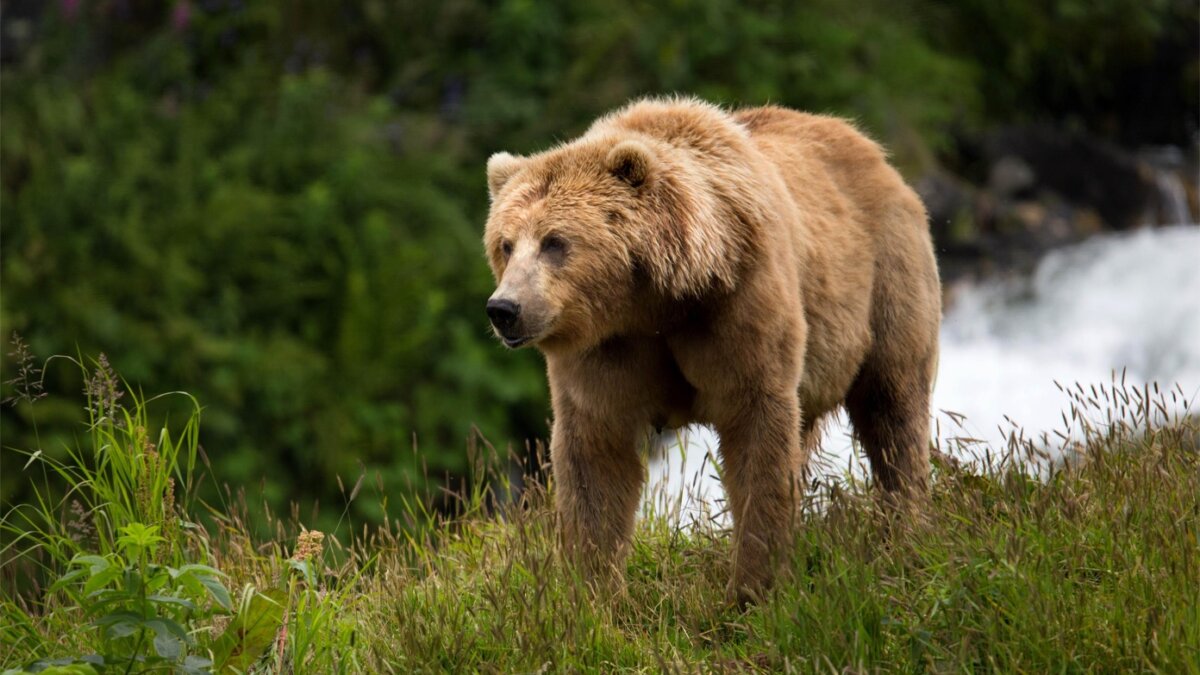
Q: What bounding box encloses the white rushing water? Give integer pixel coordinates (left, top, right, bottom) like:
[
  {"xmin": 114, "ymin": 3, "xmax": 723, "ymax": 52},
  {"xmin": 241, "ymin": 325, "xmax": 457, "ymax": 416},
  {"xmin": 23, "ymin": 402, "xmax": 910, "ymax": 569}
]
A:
[{"xmin": 643, "ymin": 225, "xmax": 1200, "ymax": 523}]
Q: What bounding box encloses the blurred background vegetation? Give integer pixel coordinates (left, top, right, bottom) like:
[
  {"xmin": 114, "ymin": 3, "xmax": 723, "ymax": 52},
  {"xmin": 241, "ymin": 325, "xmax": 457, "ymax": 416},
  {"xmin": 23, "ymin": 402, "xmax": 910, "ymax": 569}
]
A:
[{"xmin": 2, "ymin": 0, "xmax": 1196, "ymax": 532}]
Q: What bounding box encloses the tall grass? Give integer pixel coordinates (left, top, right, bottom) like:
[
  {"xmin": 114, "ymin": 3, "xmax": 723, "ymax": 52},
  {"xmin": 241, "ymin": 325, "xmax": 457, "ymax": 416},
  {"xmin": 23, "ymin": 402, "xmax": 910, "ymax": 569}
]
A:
[{"xmin": 2, "ymin": 348, "xmax": 1198, "ymax": 672}]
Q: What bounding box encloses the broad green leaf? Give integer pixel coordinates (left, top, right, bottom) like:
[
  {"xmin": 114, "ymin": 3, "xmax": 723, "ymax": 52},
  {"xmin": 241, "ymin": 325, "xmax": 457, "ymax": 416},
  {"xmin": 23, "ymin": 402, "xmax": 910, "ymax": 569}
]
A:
[
  {"xmin": 176, "ymin": 563, "xmax": 227, "ymax": 578},
  {"xmin": 209, "ymin": 588, "xmax": 286, "ymax": 672},
  {"xmin": 145, "ymin": 570, "xmax": 171, "ymax": 594},
  {"xmin": 95, "ymin": 610, "xmax": 143, "ymax": 628},
  {"xmin": 152, "ymin": 632, "xmax": 183, "ymax": 661},
  {"xmin": 72, "ymin": 555, "xmax": 111, "ymax": 576},
  {"xmin": 182, "ymin": 655, "xmax": 214, "ymax": 675},
  {"xmin": 23, "ymin": 663, "xmax": 99, "ymax": 675},
  {"xmin": 82, "ymin": 565, "xmax": 122, "ymax": 596},
  {"xmin": 287, "ymin": 559, "xmax": 317, "ymax": 586},
  {"xmin": 195, "ymin": 574, "xmax": 234, "ymax": 612},
  {"xmin": 147, "ymin": 594, "xmax": 198, "ymax": 611},
  {"xmin": 49, "ymin": 567, "xmax": 89, "ymax": 593},
  {"xmin": 145, "ymin": 618, "xmax": 189, "ymax": 660},
  {"xmin": 102, "ymin": 618, "xmax": 141, "ymax": 640}
]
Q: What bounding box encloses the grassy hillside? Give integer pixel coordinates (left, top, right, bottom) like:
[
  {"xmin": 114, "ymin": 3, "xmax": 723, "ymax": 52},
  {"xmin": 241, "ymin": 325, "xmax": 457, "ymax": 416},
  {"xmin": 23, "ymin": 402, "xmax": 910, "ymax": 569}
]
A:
[{"xmin": 2, "ymin": 356, "xmax": 1198, "ymax": 673}]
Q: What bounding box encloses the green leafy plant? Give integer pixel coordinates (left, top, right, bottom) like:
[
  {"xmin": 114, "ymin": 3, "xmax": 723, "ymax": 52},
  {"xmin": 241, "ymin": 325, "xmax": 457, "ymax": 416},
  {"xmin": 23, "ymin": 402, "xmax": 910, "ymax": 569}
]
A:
[
  {"xmin": 2, "ymin": 352, "xmax": 202, "ymax": 577},
  {"xmin": 0, "ymin": 349, "xmax": 240, "ymax": 673},
  {"xmin": 50, "ymin": 523, "xmax": 231, "ymax": 673}
]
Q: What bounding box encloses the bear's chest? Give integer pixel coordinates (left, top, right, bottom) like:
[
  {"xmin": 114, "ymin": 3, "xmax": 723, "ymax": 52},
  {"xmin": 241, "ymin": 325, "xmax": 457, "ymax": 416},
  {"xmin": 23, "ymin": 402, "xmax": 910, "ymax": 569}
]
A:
[{"xmin": 560, "ymin": 336, "xmax": 698, "ymax": 427}]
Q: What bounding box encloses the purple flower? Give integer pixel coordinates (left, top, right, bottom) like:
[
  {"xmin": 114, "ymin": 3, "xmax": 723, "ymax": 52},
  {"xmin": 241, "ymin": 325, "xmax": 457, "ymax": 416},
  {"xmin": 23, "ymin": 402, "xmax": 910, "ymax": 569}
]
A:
[
  {"xmin": 61, "ymin": 0, "xmax": 81, "ymax": 20},
  {"xmin": 172, "ymin": 1, "xmax": 192, "ymax": 31}
]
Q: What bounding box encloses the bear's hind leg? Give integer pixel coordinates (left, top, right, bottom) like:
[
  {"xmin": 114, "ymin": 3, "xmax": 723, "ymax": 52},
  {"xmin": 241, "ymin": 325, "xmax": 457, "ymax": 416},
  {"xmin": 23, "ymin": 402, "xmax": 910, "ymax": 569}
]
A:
[{"xmin": 845, "ymin": 354, "xmax": 934, "ymax": 505}]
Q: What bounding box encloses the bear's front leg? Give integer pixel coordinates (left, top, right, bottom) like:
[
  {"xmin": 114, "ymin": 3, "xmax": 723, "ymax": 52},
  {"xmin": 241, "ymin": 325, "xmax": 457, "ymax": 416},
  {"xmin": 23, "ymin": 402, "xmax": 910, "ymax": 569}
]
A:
[
  {"xmin": 550, "ymin": 397, "xmax": 645, "ymax": 589},
  {"xmin": 712, "ymin": 389, "xmax": 803, "ymax": 606}
]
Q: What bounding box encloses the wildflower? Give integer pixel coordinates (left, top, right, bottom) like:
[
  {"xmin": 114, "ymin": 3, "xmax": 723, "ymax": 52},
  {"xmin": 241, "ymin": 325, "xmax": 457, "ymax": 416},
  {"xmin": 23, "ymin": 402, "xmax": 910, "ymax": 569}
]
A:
[
  {"xmin": 83, "ymin": 353, "xmax": 124, "ymax": 426},
  {"xmin": 4, "ymin": 333, "xmax": 47, "ymax": 407},
  {"xmin": 171, "ymin": 1, "xmax": 191, "ymax": 31},
  {"xmin": 291, "ymin": 529, "xmax": 325, "ymax": 562},
  {"xmin": 65, "ymin": 499, "xmax": 95, "ymax": 547}
]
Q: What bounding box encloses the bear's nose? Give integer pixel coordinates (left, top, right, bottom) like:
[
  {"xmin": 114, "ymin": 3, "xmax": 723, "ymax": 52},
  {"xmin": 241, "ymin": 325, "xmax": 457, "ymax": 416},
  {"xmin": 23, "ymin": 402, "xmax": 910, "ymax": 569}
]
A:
[{"xmin": 486, "ymin": 298, "xmax": 521, "ymax": 332}]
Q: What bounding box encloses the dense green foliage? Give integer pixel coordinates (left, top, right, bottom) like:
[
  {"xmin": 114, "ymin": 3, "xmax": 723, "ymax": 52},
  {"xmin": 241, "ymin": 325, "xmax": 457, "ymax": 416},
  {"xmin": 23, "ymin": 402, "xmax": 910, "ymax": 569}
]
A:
[
  {"xmin": 3, "ymin": 372, "xmax": 1197, "ymax": 672},
  {"xmin": 924, "ymin": 0, "xmax": 1198, "ymax": 144},
  {"xmin": 2, "ymin": 1, "xmax": 1194, "ymax": 524}
]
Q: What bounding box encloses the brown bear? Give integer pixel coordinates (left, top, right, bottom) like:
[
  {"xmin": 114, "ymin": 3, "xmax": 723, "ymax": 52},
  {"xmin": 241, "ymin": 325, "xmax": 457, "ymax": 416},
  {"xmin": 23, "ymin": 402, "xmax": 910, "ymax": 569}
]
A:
[{"xmin": 482, "ymin": 97, "xmax": 941, "ymax": 604}]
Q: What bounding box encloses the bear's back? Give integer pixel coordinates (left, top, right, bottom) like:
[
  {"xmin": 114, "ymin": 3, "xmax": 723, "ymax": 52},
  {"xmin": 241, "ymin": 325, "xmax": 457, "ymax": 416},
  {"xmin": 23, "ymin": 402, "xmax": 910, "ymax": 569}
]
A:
[
  {"xmin": 735, "ymin": 105, "xmax": 929, "ymax": 267},
  {"xmin": 586, "ymin": 96, "xmax": 753, "ymax": 159}
]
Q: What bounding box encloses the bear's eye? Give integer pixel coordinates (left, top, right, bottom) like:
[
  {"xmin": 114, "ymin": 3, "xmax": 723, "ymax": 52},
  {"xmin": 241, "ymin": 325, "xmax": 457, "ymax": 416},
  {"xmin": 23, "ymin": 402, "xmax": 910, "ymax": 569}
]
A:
[
  {"xmin": 540, "ymin": 234, "xmax": 568, "ymax": 262},
  {"xmin": 500, "ymin": 240, "xmax": 514, "ymax": 258}
]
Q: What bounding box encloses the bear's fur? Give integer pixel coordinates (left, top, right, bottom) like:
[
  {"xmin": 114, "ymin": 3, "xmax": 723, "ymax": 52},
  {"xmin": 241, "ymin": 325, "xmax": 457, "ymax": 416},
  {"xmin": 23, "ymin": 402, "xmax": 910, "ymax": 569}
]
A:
[{"xmin": 483, "ymin": 97, "xmax": 941, "ymax": 604}]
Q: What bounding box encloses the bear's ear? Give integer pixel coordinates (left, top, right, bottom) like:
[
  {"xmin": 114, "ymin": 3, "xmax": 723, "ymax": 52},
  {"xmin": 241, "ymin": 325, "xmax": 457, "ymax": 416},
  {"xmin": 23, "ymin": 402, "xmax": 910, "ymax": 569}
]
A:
[
  {"xmin": 605, "ymin": 140, "xmax": 655, "ymax": 188},
  {"xmin": 487, "ymin": 152, "xmax": 527, "ymax": 200}
]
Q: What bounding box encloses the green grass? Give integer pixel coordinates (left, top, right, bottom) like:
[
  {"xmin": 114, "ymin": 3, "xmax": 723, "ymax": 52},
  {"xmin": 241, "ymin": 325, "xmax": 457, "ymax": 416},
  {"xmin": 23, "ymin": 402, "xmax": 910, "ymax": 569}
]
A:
[{"xmin": 2, "ymin": 357, "xmax": 1198, "ymax": 673}]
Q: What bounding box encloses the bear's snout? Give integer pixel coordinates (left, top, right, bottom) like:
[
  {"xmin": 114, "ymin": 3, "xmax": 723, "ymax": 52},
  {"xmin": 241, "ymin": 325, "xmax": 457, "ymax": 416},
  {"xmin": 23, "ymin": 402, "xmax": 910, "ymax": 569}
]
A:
[
  {"xmin": 486, "ymin": 297, "xmax": 520, "ymax": 330},
  {"xmin": 486, "ymin": 298, "xmax": 525, "ymax": 345}
]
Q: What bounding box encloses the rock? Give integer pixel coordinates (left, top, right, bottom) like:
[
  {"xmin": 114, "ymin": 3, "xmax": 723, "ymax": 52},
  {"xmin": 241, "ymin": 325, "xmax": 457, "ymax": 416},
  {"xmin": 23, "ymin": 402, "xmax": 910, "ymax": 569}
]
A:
[
  {"xmin": 988, "ymin": 156, "xmax": 1035, "ymax": 198},
  {"xmin": 1072, "ymin": 208, "xmax": 1105, "ymax": 235},
  {"xmin": 923, "ymin": 126, "xmax": 1193, "ymax": 285},
  {"xmin": 1010, "ymin": 201, "xmax": 1047, "ymax": 230},
  {"xmin": 982, "ymin": 126, "xmax": 1154, "ymax": 230},
  {"xmin": 916, "ymin": 171, "xmax": 974, "ymax": 242}
]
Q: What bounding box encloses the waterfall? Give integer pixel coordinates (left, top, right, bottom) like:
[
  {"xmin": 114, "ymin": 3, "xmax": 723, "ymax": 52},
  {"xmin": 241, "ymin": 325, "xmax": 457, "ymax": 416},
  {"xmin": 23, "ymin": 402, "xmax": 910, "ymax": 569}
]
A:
[{"xmin": 1152, "ymin": 168, "xmax": 1194, "ymax": 225}]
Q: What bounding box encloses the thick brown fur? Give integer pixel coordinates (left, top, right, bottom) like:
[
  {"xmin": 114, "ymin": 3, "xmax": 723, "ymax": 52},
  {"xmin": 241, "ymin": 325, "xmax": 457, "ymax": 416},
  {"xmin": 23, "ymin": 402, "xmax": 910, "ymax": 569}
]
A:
[{"xmin": 482, "ymin": 97, "xmax": 941, "ymax": 604}]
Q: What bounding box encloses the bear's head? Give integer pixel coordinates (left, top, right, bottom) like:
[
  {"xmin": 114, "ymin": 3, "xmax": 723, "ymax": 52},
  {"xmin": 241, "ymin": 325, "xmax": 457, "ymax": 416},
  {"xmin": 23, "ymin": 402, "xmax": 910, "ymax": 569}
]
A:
[{"xmin": 482, "ymin": 133, "xmax": 746, "ymax": 353}]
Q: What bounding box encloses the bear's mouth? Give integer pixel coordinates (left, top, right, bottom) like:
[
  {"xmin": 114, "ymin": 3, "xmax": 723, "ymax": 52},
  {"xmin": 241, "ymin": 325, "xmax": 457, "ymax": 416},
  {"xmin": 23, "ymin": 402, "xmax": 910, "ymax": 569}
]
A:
[{"xmin": 502, "ymin": 336, "xmax": 531, "ymax": 348}]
